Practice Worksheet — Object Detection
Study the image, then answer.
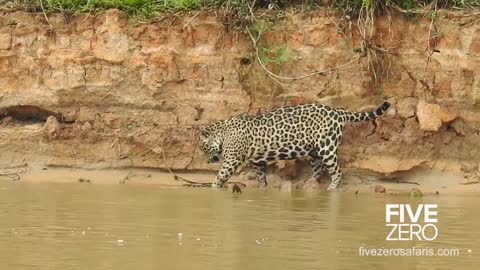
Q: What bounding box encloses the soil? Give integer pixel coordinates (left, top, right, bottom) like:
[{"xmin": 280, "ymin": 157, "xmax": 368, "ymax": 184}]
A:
[
  {"xmin": 0, "ymin": 9, "xmax": 479, "ymax": 195},
  {"xmin": 1, "ymin": 157, "xmax": 479, "ymax": 196}
]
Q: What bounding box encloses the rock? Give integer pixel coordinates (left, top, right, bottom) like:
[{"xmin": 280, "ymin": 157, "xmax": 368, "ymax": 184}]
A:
[
  {"xmin": 469, "ymin": 29, "xmax": 480, "ymax": 56},
  {"xmin": 242, "ymin": 171, "xmax": 256, "ymax": 181},
  {"xmin": 91, "ymin": 10, "xmax": 129, "ymax": 63},
  {"xmin": 450, "ymin": 118, "xmax": 469, "ymax": 136},
  {"xmin": 416, "ymin": 100, "xmax": 457, "ymax": 131},
  {"xmin": 76, "ymin": 107, "xmax": 96, "ymax": 123},
  {"xmin": 292, "ymin": 181, "xmax": 303, "ymax": 190},
  {"xmin": 92, "ymin": 33, "xmax": 129, "ymax": 63},
  {"xmin": 42, "ymin": 116, "xmax": 60, "ymax": 139},
  {"xmin": 303, "ymin": 178, "xmax": 320, "ymax": 192},
  {"xmin": 103, "ymin": 114, "xmax": 123, "ymax": 129},
  {"xmin": 78, "ymin": 177, "xmax": 91, "ymax": 183},
  {"xmin": 409, "ymin": 188, "xmax": 423, "ymax": 197},
  {"xmin": 460, "ymin": 179, "xmax": 479, "ymax": 185},
  {"xmin": 276, "ymin": 160, "xmax": 298, "ymax": 179},
  {"xmin": 379, "ymin": 116, "xmax": 404, "ymax": 140},
  {"xmin": 385, "ymin": 107, "xmax": 397, "ymax": 117},
  {"xmin": 0, "ymin": 28, "xmax": 11, "ymax": 50},
  {"xmin": 232, "ymin": 183, "xmax": 242, "ymax": 194},
  {"xmin": 461, "ymin": 162, "xmax": 480, "ymax": 185},
  {"xmin": 397, "ymin": 98, "xmax": 417, "ymax": 118},
  {"xmin": 80, "ymin": 121, "xmax": 92, "ymax": 133},
  {"xmin": 374, "ymin": 185, "xmax": 386, "ymax": 193},
  {"xmin": 280, "ymin": 181, "xmax": 293, "ymax": 193},
  {"xmin": 461, "ymin": 161, "xmax": 478, "ymax": 173},
  {"xmin": 1, "ymin": 116, "xmax": 14, "ymax": 126},
  {"xmin": 66, "ymin": 65, "xmax": 86, "ymax": 88}
]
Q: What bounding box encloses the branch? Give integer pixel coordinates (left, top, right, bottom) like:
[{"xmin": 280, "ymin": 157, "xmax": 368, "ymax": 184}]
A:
[{"xmin": 40, "ymin": 0, "xmax": 53, "ymax": 32}]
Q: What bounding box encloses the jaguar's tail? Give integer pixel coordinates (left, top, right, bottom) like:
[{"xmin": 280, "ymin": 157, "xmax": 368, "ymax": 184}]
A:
[{"xmin": 344, "ymin": 101, "xmax": 391, "ymax": 122}]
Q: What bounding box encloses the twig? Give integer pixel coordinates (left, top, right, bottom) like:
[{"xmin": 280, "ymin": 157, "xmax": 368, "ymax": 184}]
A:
[
  {"xmin": 184, "ymin": 128, "xmax": 199, "ymax": 169},
  {"xmin": 401, "ymin": 181, "xmax": 420, "ymax": 185},
  {"xmin": 140, "ymin": 103, "xmax": 157, "ymax": 126},
  {"xmin": 288, "ymin": 33, "xmax": 330, "ymax": 47},
  {"xmin": 0, "ymin": 172, "xmax": 20, "ymax": 181},
  {"xmin": 127, "ymin": 125, "xmax": 156, "ymax": 138},
  {"xmin": 71, "ymin": 144, "xmax": 77, "ymax": 170},
  {"xmin": 0, "ymin": 163, "xmax": 28, "ymax": 170},
  {"xmin": 423, "ymin": 2, "xmax": 438, "ymax": 81},
  {"xmin": 247, "ymin": 0, "xmax": 257, "ymax": 23},
  {"xmin": 459, "ymin": 17, "xmax": 480, "ymax": 29},
  {"xmin": 183, "ymin": 10, "xmax": 203, "ymax": 30},
  {"xmin": 157, "ymin": 147, "xmax": 245, "ymax": 188},
  {"xmin": 119, "ymin": 170, "xmax": 134, "ymax": 184},
  {"xmin": 159, "ymin": 147, "xmax": 188, "ymax": 182},
  {"xmin": 39, "ymin": 0, "xmax": 53, "ymax": 32}
]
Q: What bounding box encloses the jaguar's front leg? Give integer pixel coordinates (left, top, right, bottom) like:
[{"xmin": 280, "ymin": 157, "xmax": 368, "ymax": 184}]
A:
[{"xmin": 212, "ymin": 158, "xmax": 242, "ymax": 188}]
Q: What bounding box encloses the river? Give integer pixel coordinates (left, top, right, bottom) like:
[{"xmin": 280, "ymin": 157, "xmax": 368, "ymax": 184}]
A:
[{"xmin": 0, "ymin": 181, "xmax": 478, "ymax": 269}]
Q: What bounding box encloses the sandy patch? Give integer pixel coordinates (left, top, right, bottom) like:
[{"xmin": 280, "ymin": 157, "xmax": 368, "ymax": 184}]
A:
[{"xmin": 1, "ymin": 161, "xmax": 479, "ymax": 196}]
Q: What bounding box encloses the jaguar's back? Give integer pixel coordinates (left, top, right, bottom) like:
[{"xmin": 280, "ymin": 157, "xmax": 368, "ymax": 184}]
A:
[{"xmin": 246, "ymin": 104, "xmax": 346, "ymax": 160}]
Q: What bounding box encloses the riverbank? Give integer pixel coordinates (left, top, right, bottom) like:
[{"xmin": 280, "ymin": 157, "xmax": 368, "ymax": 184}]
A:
[
  {"xmin": 2, "ymin": 158, "xmax": 479, "ymax": 196},
  {"xmin": 0, "ymin": 7, "xmax": 479, "ymax": 192}
]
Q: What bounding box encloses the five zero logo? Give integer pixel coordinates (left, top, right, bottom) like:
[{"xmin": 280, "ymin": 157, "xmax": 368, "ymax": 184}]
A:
[{"xmin": 386, "ymin": 204, "xmax": 439, "ymax": 241}]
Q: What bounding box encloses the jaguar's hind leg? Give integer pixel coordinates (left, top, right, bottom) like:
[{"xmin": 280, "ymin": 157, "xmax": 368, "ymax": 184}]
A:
[{"xmin": 323, "ymin": 154, "xmax": 341, "ymax": 191}]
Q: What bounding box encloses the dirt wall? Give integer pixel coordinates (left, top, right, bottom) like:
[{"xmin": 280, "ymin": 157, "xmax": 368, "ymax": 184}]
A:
[{"xmin": 0, "ymin": 9, "xmax": 479, "ymax": 181}]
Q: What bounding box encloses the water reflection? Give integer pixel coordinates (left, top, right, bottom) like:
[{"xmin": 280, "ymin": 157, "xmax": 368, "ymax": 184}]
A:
[{"xmin": 0, "ymin": 182, "xmax": 478, "ymax": 270}]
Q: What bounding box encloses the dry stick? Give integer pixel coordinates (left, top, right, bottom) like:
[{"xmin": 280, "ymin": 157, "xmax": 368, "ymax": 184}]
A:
[
  {"xmin": 0, "ymin": 163, "xmax": 28, "ymax": 170},
  {"xmin": 159, "ymin": 148, "xmax": 245, "ymax": 188},
  {"xmin": 71, "ymin": 144, "xmax": 78, "ymax": 170},
  {"xmin": 288, "ymin": 33, "xmax": 330, "ymax": 47},
  {"xmin": 119, "ymin": 168, "xmax": 134, "ymax": 184},
  {"xmin": 39, "ymin": 0, "xmax": 53, "ymax": 32},
  {"xmin": 459, "ymin": 17, "xmax": 480, "ymax": 29},
  {"xmin": 159, "ymin": 147, "xmax": 200, "ymax": 184},
  {"xmin": 0, "ymin": 172, "xmax": 20, "ymax": 181},
  {"xmin": 184, "ymin": 128, "xmax": 199, "ymax": 169},
  {"xmin": 421, "ymin": 4, "xmax": 439, "ymax": 98},
  {"xmin": 183, "ymin": 10, "xmax": 203, "ymax": 29},
  {"xmin": 247, "ymin": 0, "xmax": 257, "ymax": 22}
]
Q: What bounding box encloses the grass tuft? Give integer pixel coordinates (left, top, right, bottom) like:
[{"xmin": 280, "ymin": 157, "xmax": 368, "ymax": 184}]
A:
[{"xmin": 2, "ymin": 1, "xmax": 478, "ymax": 21}]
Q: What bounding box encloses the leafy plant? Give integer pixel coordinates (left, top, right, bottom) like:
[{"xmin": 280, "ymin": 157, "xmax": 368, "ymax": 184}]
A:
[{"xmin": 259, "ymin": 45, "xmax": 290, "ymax": 65}]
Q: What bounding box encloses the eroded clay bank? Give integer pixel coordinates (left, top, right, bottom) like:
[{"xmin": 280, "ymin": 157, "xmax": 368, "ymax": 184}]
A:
[{"xmin": 0, "ymin": 8, "xmax": 479, "ymax": 190}]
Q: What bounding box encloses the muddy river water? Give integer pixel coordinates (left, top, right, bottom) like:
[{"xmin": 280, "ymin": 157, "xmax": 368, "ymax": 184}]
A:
[{"xmin": 0, "ymin": 182, "xmax": 479, "ymax": 270}]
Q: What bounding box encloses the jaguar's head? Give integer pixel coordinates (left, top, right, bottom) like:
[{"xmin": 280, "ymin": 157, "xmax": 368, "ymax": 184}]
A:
[{"xmin": 198, "ymin": 123, "xmax": 224, "ymax": 163}]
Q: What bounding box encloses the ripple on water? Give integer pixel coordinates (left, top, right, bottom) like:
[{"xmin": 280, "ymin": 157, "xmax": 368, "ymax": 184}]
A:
[{"xmin": 0, "ymin": 182, "xmax": 479, "ymax": 270}]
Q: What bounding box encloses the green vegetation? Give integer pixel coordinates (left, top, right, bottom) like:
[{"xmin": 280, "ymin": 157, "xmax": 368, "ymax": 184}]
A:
[
  {"xmin": 42, "ymin": 0, "xmax": 202, "ymax": 17},
  {"xmin": 6, "ymin": 0, "xmax": 477, "ymax": 20},
  {"xmin": 259, "ymin": 45, "xmax": 290, "ymax": 65},
  {"xmin": 3, "ymin": 0, "xmax": 477, "ymax": 93},
  {"xmin": 332, "ymin": 0, "xmax": 479, "ymax": 17}
]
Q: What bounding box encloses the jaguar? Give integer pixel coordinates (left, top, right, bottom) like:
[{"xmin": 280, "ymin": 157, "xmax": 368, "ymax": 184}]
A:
[{"xmin": 199, "ymin": 101, "xmax": 391, "ymax": 190}]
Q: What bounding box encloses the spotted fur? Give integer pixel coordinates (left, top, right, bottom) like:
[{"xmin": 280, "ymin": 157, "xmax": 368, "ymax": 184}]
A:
[{"xmin": 199, "ymin": 101, "xmax": 391, "ymax": 190}]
